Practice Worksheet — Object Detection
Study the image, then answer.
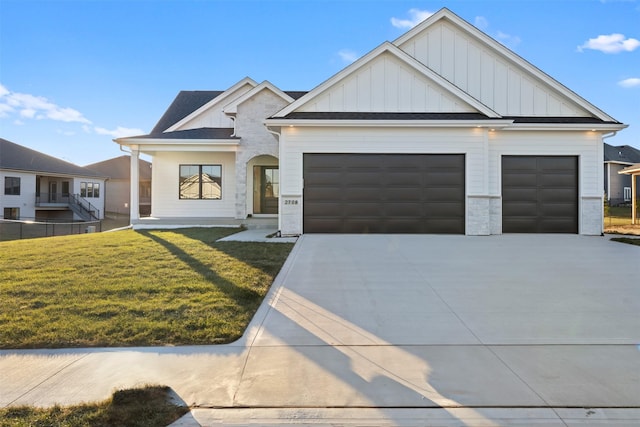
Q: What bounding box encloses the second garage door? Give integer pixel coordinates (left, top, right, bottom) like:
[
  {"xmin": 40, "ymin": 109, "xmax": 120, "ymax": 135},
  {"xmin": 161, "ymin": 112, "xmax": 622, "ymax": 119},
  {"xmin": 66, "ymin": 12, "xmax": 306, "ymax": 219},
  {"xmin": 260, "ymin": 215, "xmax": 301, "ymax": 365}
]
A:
[
  {"xmin": 303, "ymin": 153, "xmax": 465, "ymax": 234},
  {"xmin": 502, "ymin": 156, "xmax": 578, "ymax": 233}
]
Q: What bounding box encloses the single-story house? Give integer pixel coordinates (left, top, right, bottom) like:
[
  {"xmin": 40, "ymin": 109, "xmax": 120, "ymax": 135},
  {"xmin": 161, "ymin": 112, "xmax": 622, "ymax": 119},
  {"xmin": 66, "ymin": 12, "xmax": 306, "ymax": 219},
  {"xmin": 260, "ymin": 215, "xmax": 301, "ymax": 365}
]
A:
[
  {"xmin": 618, "ymin": 163, "xmax": 640, "ymax": 224},
  {"xmin": 1, "ymin": 138, "xmax": 107, "ymax": 221},
  {"xmin": 604, "ymin": 143, "xmax": 640, "ymax": 206},
  {"xmin": 116, "ymin": 8, "xmax": 626, "ymax": 235},
  {"xmin": 86, "ymin": 155, "xmax": 152, "ymax": 216}
]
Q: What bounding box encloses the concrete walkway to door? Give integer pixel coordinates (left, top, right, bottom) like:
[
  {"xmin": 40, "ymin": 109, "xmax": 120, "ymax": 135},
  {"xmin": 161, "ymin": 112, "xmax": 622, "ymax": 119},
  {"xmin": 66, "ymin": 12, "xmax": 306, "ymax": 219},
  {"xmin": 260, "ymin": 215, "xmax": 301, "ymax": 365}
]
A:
[{"xmin": 2, "ymin": 234, "xmax": 639, "ymax": 426}]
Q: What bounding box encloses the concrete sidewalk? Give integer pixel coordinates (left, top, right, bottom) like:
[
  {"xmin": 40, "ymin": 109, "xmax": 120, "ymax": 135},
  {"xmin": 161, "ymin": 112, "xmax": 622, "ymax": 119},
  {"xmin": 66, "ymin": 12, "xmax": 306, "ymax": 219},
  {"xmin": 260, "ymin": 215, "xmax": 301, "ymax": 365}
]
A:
[{"xmin": 1, "ymin": 234, "xmax": 639, "ymax": 426}]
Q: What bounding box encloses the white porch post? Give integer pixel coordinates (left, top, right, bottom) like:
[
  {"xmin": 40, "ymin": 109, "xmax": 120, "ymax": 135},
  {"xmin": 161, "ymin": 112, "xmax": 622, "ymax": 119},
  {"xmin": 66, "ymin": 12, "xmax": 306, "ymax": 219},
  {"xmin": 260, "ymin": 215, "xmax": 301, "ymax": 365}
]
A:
[
  {"xmin": 130, "ymin": 146, "xmax": 140, "ymax": 223},
  {"xmin": 633, "ymin": 173, "xmax": 637, "ymax": 225}
]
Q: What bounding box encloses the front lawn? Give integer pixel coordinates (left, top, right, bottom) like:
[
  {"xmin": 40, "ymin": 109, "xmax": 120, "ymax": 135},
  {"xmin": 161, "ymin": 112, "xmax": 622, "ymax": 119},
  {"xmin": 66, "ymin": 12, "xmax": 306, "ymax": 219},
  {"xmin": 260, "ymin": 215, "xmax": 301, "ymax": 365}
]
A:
[
  {"xmin": 611, "ymin": 237, "xmax": 640, "ymax": 246},
  {"xmin": 0, "ymin": 228, "xmax": 293, "ymax": 348},
  {"xmin": 0, "ymin": 386, "xmax": 188, "ymax": 427}
]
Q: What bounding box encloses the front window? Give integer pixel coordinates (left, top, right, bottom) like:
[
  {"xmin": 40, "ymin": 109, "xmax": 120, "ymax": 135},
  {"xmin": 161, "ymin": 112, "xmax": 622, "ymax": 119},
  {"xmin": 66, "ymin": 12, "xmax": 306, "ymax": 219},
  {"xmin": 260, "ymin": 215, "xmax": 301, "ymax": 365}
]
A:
[
  {"xmin": 624, "ymin": 187, "xmax": 632, "ymax": 202},
  {"xmin": 179, "ymin": 165, "xmax": 222, "ymax": 200},
  {"xmin": 4, "ymin": 177, "xmax": 20, "ymax": 195}
]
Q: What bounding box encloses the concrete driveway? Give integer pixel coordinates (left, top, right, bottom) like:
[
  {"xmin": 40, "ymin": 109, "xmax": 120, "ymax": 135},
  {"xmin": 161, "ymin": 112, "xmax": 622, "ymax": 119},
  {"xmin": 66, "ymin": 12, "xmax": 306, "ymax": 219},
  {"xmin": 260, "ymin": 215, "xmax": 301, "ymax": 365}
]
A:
[{"xmin": 2, "ymin": 234, "xmax": 640, "ymax": 426}]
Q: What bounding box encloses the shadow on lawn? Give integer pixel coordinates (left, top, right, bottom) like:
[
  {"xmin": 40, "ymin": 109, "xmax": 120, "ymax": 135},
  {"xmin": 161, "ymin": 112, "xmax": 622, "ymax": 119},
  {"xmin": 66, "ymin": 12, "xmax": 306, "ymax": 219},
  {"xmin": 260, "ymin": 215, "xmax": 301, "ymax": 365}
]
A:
[{"xmin": 138, "ymin": 230, "xmax": 263, "ymax": 305}]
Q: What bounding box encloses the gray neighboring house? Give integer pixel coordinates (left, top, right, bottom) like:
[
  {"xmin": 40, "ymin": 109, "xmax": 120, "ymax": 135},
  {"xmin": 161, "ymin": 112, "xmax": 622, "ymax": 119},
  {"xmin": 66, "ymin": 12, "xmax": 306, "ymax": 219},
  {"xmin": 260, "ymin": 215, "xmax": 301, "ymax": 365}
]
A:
[
  {"xmin": 0, "ymin": 138, "xmax": 107, "ymax": 221},
  {"xmin": 604, "ymin": 143, "xmax": 640, "ymax": 206},
  {"xmin": 85, "ymin": 155, "xmax": 152, "ymax": 216}
]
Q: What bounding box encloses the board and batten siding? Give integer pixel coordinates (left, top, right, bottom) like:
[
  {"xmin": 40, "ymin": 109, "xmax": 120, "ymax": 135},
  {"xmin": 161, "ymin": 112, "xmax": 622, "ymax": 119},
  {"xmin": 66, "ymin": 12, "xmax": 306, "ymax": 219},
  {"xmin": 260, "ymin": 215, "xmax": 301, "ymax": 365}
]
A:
[
  {"xmin": 279, "ymin": 126, "xmax": 490, "ymax": 235},
  {"xmin": 397, "ymin": 20, "xmax": 591, "ymax": 117},
  {"xmin": 488, "ymin": 131, "xmax": 603, "ymax": 235},
  {"xmin": 151, "ymin": 152, "xmax": 236, "ymax": 218},
  {"xmin": 297, "ymin": 52, "xmax": 476, "ymax": 113}
]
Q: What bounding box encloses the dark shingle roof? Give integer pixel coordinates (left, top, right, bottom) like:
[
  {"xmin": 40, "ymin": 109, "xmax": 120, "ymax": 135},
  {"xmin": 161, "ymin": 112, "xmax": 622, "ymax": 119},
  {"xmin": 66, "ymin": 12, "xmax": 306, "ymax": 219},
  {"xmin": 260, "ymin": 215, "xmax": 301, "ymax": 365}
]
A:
[
  {"xmin": 0, "ymin": 138, "xmax": 106, "ymax": 178},
  {"xmin": 129, "ymin": 128, "xmax": 238, "ymax": 140},
  {"xmin": 151, "ymin": 91, "xmax": 224, "ymax": 133},
  {"xmin": 285, "ymin": 91, "xmax": 308, "ymax": 100},
  {"xmin": 280, "ymin": 112, "xmax": 491, "ymax": 120},
  {"xmin": 604, "ymin": 143, "xmax": 640, "ymax": 163},
  {"xmin": 85, "ymin": 155, "xmax": 152, "ymax": 180}
]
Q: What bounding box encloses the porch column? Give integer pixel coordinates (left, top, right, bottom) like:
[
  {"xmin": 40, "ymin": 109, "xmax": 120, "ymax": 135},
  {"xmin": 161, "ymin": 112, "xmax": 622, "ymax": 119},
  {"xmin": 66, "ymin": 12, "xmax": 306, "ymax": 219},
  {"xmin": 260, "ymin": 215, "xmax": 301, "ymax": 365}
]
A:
[
  {"xmin": 130, "ymin": 147, "xmax": 140, "ymax": 223},
  {"xmin": 633, "ymin": 173, "xmax": 637, "ymax": 225}
]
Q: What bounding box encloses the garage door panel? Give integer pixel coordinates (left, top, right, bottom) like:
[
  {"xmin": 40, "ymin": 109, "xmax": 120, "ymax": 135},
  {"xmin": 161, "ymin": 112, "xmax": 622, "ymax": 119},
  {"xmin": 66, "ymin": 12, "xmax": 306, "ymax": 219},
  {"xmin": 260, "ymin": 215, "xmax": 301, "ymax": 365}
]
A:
[
  {"xmin": 502, "ymin": 188, "xmax": 537, "ymax": 202},
  {"xmin": 502, "ymin": 156, "xmax": 577, "ymax": 234},
  {"xmin": 304, "ymin": 153, "xmax": 465, "ymax": 234}
]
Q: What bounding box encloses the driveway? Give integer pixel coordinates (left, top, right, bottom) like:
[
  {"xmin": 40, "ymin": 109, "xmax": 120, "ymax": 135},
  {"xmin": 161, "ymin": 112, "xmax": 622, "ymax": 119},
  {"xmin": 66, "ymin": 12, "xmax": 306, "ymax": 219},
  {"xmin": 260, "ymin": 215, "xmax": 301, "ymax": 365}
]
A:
[{"xmin": 2, "ymin": 234, "xmax": 640, "ymax": 425}]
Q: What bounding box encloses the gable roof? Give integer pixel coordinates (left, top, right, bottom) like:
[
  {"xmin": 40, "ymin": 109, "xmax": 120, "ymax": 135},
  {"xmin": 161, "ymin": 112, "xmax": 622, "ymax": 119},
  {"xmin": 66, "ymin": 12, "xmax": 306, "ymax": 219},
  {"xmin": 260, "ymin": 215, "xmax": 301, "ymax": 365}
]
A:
[
  {"xmin": 85, "ymin": 155, "xmax": 152, "ymax": 180},
  {"xmin": 151, "ymin": 91, "xmax": 224, "ymax": 134},
  {"xmin": 604, "ymin": 143, "xmax": 640, "ymax": 164},
  {"xmin": 269, "ymin": 7, "xmax": 624, "ymax": 130},
  {"xmin": 222, "ymin": 81, "xmax": 297, "ymax": 115},
  {"xmin": 393, "ymin": 8, "xmax": 617, "ymax": 122},
  {"xmin": 273, "ymin": 41, "xmax": 501, "ymax": 119},
  {"xmin": 0, "ymin": 138, "xmax": 106, "ymax": 178},
  {"xmin": 165, "ymin": 77, "xmax": 258, "ymax": 132}
]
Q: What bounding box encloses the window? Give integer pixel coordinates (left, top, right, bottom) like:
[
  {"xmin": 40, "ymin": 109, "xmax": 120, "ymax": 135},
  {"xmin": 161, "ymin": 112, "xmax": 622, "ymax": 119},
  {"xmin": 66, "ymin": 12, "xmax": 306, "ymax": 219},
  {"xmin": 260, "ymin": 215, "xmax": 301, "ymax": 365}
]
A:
[
  {"xmin": 80, "ymin": 182, "xmax": 100, "ymax": 198},
  {"xmin": 179, "ymin": 165, "xmax": 222, "ymax": 199},
  {"xmin": 4, "ymin": 177, "xmax": 20, "ymax": 195},
  {"xmin": 3, "ymin": 207, "xmax": 19, "ymax": 220},
  {"xmin": 624, "ymin": 187, "xmax": 632, "ymax": 202}
]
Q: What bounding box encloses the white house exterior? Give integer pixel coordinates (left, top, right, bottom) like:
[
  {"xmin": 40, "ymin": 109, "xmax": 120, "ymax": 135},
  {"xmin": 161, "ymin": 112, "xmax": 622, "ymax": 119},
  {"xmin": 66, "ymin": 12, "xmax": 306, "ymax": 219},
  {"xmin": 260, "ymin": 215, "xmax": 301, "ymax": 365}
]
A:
[
  {"xmin": 1, "ymin": 138, "xmax": 106, "ymax": 222},
  {"xmin": 117, "ymin": 8, "xmax": 626, "ymax": 236}
]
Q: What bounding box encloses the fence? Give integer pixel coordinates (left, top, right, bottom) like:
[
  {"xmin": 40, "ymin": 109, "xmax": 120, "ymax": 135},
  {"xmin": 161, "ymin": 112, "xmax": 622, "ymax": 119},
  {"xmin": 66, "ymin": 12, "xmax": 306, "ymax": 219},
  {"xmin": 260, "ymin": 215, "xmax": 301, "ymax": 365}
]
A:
[{"xmin": 0, "ymin": 219, "xmax": 102, "ymax": 241}]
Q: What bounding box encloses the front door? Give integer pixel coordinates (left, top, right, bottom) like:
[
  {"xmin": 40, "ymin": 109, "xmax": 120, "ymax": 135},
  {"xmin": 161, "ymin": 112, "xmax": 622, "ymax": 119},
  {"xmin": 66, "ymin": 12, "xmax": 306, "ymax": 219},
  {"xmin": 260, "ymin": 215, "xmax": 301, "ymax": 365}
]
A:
[{"xmin": 254, "ymin": 166, "xmax": 279, "ymax": 214}]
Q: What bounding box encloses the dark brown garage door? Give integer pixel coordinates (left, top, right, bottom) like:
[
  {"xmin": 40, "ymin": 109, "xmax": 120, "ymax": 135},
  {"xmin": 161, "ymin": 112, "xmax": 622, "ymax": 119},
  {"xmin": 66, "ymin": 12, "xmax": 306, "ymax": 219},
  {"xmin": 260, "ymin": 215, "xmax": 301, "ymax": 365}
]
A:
[
  {"xmin": 303, "ymin": 153, "xmax": 465, "ymax": 234},
  {"xmin": 502, "ymin": 156, "xmax": 578, "ymax": 233}
]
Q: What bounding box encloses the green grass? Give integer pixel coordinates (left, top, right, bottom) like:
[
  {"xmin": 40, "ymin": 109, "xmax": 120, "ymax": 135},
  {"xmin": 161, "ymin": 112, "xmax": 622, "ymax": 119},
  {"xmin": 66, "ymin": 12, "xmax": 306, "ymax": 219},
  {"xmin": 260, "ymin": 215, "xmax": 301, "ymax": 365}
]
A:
[
  {"xmin": 0, "ymin": 228, "xmax": 293, "ymax": 348},
  {"xmin": 611, "ymin": 237, "xmax": 640, "ymax": 246},
  {"xmin": 0, "ymin": 386, "xmax": 189, "ymax": 427}
]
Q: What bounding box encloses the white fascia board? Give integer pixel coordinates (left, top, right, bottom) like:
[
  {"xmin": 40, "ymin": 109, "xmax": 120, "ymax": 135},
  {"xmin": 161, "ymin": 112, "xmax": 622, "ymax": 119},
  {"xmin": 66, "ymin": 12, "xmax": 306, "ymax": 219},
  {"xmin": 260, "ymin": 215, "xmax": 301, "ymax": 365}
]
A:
[
  {"xmin": 394, "ymin": 8, "xmax": 619, "ymax": 123},
  {"xmin": 223, "ymin": 81, "xmax": 295, "ymax": 115},
  {"xmin": 504, "ymin": 123, "xmax": 628, "ymax": 131},
  {"xmin": 605, "ymin": 160, "xmax": 635, "ymax": 166},
  {"xmin": 116, "ymin": 138, "xmax": 239, "ymax": 146},
  {"xmin": 165, "ymin": 77, "xmax": 258, "ymax": 132},
  {"xmin": 273, "ymin": 42, "xmax": 498, "ymax": 118},
  {"xmin": 264, "ymin": 118, "xmax": 514, "ymax": 128}
]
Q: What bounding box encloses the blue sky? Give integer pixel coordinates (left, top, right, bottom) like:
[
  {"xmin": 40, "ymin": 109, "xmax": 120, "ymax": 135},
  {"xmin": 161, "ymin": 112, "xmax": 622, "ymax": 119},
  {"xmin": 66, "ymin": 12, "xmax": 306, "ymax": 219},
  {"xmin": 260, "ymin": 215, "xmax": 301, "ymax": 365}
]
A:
[{"xmin": 1, "ymin": 0, "xmax": 639, "ymax": 166}]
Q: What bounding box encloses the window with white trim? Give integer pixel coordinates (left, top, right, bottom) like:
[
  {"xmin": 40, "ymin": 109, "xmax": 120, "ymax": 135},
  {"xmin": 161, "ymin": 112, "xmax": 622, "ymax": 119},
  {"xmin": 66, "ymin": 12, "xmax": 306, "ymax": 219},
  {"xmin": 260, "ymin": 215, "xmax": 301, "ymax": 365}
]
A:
[{"xmin": 624, "ymin": 187, "xmax": 632, "ymax": 202}]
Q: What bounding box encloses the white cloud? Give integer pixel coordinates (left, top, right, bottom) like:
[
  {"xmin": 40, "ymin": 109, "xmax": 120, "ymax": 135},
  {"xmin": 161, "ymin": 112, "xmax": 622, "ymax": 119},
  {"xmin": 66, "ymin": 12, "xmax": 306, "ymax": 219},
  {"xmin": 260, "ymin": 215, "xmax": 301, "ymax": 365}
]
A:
[
  {"xmin": 618, "ymin": 77, "xmax": 640, "ymax": 88},
  {"xmin": 13, "ymin": 119, "xmax": 24, "ymax": 126},
  {"xmin": 391, "ymin": 8, "xmax": 433, "ymax": 29},
  {"xmin": 474, "ymin": 16, "xmax": 489, "ymax": 30},
  {"xmin": 338, "ymin": 49, "xmax": 359, "ymax": 63},
  {"xmin": 496, "ymin": 31, "xmax": 522, "ymax": 48},
  {"xmin": 94, "ymin": 126, "xmax": 144, "ymax": 138},
  {"xmin": 0, "ymin": 84, "xmax": 91, "ymax": 124},
  {"xmin": 578, "ymin": 33, "xmax": 640, "ymax": 53}
]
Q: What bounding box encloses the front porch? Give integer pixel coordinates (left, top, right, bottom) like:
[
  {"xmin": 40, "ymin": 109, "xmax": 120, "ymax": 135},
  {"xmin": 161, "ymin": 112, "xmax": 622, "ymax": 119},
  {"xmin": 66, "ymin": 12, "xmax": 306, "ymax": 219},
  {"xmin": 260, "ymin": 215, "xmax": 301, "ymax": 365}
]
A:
[{"xmin": 131, "ymin": 216, "xmax": 278, "ymax": 230}]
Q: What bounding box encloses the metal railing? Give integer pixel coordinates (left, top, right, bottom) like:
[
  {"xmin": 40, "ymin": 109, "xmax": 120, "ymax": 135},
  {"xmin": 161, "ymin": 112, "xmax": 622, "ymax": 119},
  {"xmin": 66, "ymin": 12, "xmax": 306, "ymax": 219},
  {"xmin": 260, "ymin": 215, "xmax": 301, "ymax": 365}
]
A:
[
  {"xmin": 35, "ymin": 192, "xmax": 71, "ymax": 205},
  {"xmin": 69, "ymin": 194, "xmax": 100, "ymax": 220},
  {"xmin": 0, "ymin": 219, "xmax": 102, "ymax": 241}
]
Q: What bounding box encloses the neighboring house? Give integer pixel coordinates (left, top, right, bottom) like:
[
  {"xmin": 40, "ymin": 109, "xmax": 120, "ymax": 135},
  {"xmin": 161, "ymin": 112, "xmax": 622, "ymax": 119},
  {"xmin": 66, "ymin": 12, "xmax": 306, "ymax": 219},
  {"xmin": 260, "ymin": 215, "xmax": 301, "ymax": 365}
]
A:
[
  {"xmin": 116, "ymin": 8, "xmax": 626, "ymax": 236},
  {"xmin": 85, "ymin": 155, "xmax": 152, "ymax": 216},
  {"xmin": 604, "ymin": 143, "xmax": 640, "ymax": 206},
  {"xmin": 619, "ymin": 163, "xmax": 640, "ymax": 224},
  {"xmin": 0, "ymin": 138, "xmax": 106, "ymax": 221}
]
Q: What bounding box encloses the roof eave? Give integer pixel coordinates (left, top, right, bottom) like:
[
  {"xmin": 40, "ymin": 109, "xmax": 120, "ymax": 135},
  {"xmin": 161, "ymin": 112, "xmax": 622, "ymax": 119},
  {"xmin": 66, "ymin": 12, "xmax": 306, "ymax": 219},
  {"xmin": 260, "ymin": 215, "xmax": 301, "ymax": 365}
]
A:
[
  {"xmin": 264, "ymin": 118, "xmax": 514, "ymax": 128},
  {"xmin": 504, "ymin": 123, "xmax": 628, "ymax": 131}
]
